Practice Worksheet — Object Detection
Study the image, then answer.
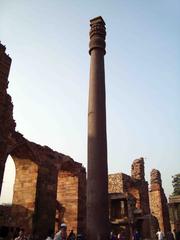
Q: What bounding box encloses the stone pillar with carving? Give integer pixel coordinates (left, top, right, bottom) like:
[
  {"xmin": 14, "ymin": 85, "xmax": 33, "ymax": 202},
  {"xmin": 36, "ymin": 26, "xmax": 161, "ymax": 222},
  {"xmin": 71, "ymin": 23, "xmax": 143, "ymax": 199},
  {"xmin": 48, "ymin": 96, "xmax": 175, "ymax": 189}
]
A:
[
  {"xmin": 87, "ymin": 16, "xmax": 109, "ymax": 240},
  {"xmin": 32, "ymin": 163, "xmax": 58, "ymax": 239},
  {"xmin": 149, "ymin": 169, "xmax": 171, "ymax": 236}
]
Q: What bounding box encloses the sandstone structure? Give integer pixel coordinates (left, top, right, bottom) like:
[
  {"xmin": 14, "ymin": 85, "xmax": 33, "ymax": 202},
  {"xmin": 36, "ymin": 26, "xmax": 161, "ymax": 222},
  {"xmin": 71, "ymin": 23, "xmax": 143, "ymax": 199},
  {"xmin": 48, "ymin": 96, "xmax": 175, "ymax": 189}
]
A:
[
  {"xmin": 87, "ymin": 16, "xmax": 109, "ymax": 240},
  {"xmin": 108, "ymin": 158, "xmax": 151, "ymax": 239},
  {"xmin": 149, "ymin": 169, "xmax": 171, "ymax": 236},
  {"xmin": 108, "ymin": 160, "xmax": 173, "ymax": 239},
  {"xmin": 169, "ymin": 195, "xmax": 180, "ymax": 233},
  {"xmin": 0, "ymin": 42, "xmax": 86, "ymax": 239}
]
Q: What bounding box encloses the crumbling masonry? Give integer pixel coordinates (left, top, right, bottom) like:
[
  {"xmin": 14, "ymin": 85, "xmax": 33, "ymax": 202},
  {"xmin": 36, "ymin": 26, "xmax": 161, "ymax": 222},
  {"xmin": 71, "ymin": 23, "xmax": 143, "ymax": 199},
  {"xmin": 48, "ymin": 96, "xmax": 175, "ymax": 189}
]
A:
[
  {"xmin": 109, "ymin": 159, "xmax": 171, "ymax": 239},
  {"xmin": 0, "ymin": 43, "xmax": 86, "ymax": 239},
  {"xmin": 108, "ymin": 158, "xmax": 151, "ymax": 239},
  {"xmin": 149, "ymin": 169, "xmax": 171, "ymax": 235}
]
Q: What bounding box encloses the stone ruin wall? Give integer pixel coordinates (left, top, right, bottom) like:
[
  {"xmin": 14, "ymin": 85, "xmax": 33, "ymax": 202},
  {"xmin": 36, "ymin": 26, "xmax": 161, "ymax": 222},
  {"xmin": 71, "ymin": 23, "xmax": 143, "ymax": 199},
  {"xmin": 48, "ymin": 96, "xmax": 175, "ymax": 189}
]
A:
[
  {"xmin": 57, "ymin": 171, "xmax": 79, "ymax": 233},
  {"xmin": 108, "ymin": 173, "xmax": 124, "ymax": 194},
  {"xmin": 12, "ymin": 157, "xmax": 38, "ymax": 232},
  {"xmin": 108, "ymin": 158, "xmax": 150, "ymax": 215},
  {"xmin": 107, "ymin": 160, "xmax": 172, "ymax": 239},
  {"xmin": 57, "ymin": 170, "xmax": 86, "ymax": 235},
  {"xmin": 108, "ymin": 158, "xmax": 151, "ymax": 239},
  {"xmin": 149, "ymin": 169, "xmax": 171, "ymax": 235},
  {"xmin": 131, "ymin": 158, "xmax": 150, "ymax": 215},
  {"xmin": 169, "ymin": 195, "xmax": 180, "ymax": 232},
  {"xmin": 131, "ymin": 158, "xmax": 145, "ymax": 181},
  {"xmin": 0, "ymin": 43, "xmax": 16, "ymax": 190},
  {"xmin": 3, "ymin": 134, "xmax": 86, "ymax": 239},
  {"xmin": 0, "ymin": 43, "xmax": 86, "ymax": 239}
]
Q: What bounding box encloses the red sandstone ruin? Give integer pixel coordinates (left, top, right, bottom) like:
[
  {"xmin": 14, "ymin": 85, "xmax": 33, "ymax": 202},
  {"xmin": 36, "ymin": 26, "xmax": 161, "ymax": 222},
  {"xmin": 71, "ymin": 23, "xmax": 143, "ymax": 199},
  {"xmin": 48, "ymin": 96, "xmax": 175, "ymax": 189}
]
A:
[
  {"xmin": 108, "ymin": 158, "xmax": 171, "ymax": 239},
  {"xmin": 0, "ymin": 42, "xmax": 86, "ymax": 239}
]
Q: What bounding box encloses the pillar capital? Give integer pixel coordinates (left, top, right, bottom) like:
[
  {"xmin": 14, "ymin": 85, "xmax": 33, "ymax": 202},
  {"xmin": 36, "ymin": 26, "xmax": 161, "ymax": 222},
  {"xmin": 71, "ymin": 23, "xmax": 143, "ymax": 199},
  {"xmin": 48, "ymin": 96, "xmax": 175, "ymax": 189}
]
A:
[{"xmin": 89, "ymin": 16, "xmax": 106, "ymax": 55}]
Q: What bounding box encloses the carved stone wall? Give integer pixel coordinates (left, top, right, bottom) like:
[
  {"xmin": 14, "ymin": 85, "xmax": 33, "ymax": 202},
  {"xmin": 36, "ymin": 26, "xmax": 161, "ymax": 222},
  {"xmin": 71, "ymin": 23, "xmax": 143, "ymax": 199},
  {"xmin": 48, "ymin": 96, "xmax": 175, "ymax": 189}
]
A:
[
  {"xmin": 169, "ymin": 195, "xmax": 180, "ymax": 232},
  {"xmin": 108, "ymin": 173, "xmax": 124, "ymax": 193},
  {"xmin": 108, "ymin": 161, "xmax": 150, "ymax": 216},
  {"xmin": 108, "ymin": 158, "xmax": 151, "ymax": 239},
  {"xmin": 149, "ymin": 169, "xmax": 171, "ymax": 236},
  {"xmin": 108, "ymin": 173, "xmax": 134, "ymax": 194}
]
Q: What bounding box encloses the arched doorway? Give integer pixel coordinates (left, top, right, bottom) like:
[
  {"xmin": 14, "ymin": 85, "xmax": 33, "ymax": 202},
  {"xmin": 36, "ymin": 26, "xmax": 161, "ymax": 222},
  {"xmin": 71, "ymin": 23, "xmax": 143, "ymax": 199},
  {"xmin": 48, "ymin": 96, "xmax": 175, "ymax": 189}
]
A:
[
  {"xmin": 0, "ymin": 155, "xmax": 16, "ymax": 239},
  {"xmin": 0, "ymin": 155, "xmax": 15, "ymax": 204}
]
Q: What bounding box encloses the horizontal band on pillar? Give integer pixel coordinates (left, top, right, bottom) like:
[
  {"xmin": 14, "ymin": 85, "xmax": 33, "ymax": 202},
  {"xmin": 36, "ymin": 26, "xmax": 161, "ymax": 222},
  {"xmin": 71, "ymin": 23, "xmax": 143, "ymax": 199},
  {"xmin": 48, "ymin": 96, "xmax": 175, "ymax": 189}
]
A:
[
  {"xmin": 89, "ymin": 47, "xmax": 106, "ymax": 55},
  {"xmin": 89, "ymin": 38, "xmax": 106, "ymax": 55}
]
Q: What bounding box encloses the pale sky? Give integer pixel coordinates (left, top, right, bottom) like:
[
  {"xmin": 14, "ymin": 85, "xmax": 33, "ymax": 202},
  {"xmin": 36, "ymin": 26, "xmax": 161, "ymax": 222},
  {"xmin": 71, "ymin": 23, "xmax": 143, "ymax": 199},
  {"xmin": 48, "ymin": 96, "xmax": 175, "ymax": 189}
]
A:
[{"xmin": 0, "ymin": 0, "xmax": 180, "ymax": 203}]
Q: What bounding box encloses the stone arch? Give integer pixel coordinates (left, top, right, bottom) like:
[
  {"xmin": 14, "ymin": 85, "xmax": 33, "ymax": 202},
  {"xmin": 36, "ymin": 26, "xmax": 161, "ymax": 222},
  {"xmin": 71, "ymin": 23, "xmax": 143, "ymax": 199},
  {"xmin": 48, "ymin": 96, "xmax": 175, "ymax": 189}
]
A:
[
  {"xmin": 0, "ymin": 43, "xmax": 86, "ymax": 239},
  {"xmin": 0, "ymin": 155, "xmax": 15, "ymax": 204},
  {"xmin": 9, "ymin": 144, "xmax": 38, "ymax": 235},
  {"xmin": 0, "ymin": 138, "xmax": 86, "ymax": 239},
  {"xmin": 0, "ymin": 143, "xmax": 39, "ymax": 236}
]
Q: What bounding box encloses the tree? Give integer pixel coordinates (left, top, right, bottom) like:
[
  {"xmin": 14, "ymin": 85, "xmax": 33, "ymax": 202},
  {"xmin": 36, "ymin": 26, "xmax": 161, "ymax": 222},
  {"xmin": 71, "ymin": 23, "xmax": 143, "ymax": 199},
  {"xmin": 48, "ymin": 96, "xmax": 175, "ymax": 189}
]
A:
[{"xmin": 172, "ymin": 173, "xmax": 180, "ymax": 196}]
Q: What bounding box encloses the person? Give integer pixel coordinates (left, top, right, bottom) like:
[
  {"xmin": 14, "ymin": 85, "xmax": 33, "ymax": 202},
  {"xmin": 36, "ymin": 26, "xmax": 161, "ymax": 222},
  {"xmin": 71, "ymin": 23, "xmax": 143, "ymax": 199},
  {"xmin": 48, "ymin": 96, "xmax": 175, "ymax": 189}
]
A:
[
  {"xmin": 14, "ymin": 229, "xmax": 27, "ymax": 240},
  {"xmin": 173, "ymin": 229, "xmax": 177, "ymax": 240},
  {"xmin": 167, "ymin": 231, "xmax": 175, "ymax": 240},
  {"xmin": 76, "ymin": 234, "xmax": 82, "ymax": 240},
  {"xmin": 54, "ymin": 223, "xmax": 67, "ymax": 240},
  {"xmin": 46, "ymin": 229, "xmax": 54, "ymax": 240},
  {"xmin": 76, "ymin": 233, "xmax": 86, "ymax": 240},
  {"xmin": 118, "ymin": 231, "xmax": 125, "ymax": 240},
  {"xmin": 133, "ymin": 230, "xmax": 141, "ymax": 240},
  {"xmin": 110, "ymin": 231, "xmax": 117, "ymax": 240},
  {"xmin": 156, "ymin": 229, "xmax": 164, "ymax": 240},
  {"xmin": 67, "ymin": 230, "xmax": 76, "ymax": 240}
]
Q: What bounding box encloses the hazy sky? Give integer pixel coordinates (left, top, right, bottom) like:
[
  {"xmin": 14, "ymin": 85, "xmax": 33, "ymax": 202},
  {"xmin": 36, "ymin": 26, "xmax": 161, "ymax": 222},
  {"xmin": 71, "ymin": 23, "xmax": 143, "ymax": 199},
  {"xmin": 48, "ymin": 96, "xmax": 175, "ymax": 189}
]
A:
[{"xmin": 0, "ymin": 0, "xmax": 179, "ymax": 203}]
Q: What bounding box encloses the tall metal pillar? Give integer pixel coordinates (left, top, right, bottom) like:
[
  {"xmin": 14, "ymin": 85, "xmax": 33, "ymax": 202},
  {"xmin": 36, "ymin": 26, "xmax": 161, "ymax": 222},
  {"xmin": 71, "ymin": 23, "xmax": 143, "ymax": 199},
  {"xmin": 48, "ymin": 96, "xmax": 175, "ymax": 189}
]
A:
[{"xmin": 87, "ymin": 16, "xmax": 109, "ymax": 240}]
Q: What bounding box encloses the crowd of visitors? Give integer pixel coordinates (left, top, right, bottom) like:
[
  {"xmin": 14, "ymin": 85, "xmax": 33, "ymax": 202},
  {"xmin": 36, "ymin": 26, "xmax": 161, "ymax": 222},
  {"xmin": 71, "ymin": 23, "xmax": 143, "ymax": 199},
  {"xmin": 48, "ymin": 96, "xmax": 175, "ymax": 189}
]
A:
[
  {"xmin": 109, "ymin": 229, "xmax": 139, "ymax": 240},
  {"xmin": 46, "ymin": 223, "xmax": 84, "ymax": 240},
  {"xmin": 0, "ymin": 224, "xmax": 84, "ymax": 240},
  {"xmin": 108, "ymin": 228, "xmax": 180, "ymax": 240},
  {"xmin": 1, "ymin": 225, "xmax": 180, "ymax": 240}
]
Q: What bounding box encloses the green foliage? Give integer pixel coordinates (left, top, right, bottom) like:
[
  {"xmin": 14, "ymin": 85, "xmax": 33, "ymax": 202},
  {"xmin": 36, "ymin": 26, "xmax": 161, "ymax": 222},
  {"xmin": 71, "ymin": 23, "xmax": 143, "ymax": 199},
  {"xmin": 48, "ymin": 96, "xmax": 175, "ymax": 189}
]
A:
[{"xmin": 172, "ymin": 174, "xmax": 180, "ymax": 196}]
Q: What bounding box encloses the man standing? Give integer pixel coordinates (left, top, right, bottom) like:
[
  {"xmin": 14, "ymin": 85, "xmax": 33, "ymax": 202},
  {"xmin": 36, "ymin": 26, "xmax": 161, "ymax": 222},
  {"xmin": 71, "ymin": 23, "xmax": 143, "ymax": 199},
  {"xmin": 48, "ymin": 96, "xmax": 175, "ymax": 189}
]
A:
[
  {"xmin": 14, "ymin": 229, "xmax": 27, "ymax": 240},
  {"xmin": 67, "ymin": 230, "xmax": 76, "ymax": 240},
  {"xmin": 54, "ymin": 223, "xmax": 67, "ymax": 240},
  {"xmin": 156, "ymin": 229, "xmax": 164, "ymax": 240}
]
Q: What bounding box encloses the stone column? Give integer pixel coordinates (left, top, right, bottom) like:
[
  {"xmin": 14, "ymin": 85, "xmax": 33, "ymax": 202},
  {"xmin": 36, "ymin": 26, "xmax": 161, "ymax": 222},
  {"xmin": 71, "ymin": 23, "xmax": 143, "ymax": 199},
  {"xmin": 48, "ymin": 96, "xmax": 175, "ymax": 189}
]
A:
[
  {"xmin": 87, "ymin": 16, "xmax": 109, "ymax": 240},
  {"xmin": 33, "ymin": 164, "xmax": 58, "ymax": 239},
  {"xmin": 149, "ymin": 169, "xmax": 171, "ymax": 236}
]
